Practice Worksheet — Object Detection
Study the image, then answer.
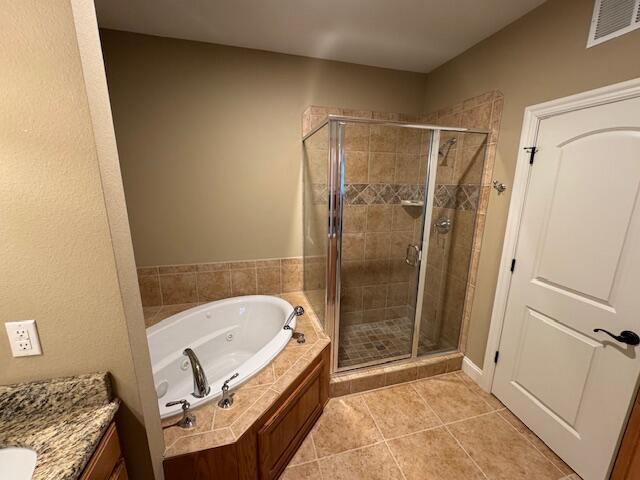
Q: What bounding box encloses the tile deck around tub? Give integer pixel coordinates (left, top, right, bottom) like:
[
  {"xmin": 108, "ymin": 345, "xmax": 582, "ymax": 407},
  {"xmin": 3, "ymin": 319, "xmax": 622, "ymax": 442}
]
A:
[
  {"xmin": 282, "ymin": 371, "xmax": 581, "ymax": 480},
  {"xmin": 160, "ymin": 292, "xmax": 329, "ymax": 457}
]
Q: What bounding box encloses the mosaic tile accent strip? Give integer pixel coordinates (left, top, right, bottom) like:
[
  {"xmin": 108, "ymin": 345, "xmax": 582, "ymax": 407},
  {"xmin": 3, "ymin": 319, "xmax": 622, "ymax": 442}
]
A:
[
  {"xmin": 433, "ymin": 184, "xmax": 480, "ymax": 210},
  {"xmin": 312, "ymin": 183, "xmax": 426, "ymax": 206},
  {"xmin": 313, "ymin": 183, "xmax": 479, "ymax": 210}
]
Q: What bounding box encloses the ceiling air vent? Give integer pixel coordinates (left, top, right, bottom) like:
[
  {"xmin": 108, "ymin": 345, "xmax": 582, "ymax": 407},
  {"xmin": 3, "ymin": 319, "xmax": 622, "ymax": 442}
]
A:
[{"xmin": 587, "ymin": 0, "xmax": 640, "ymax": 47}]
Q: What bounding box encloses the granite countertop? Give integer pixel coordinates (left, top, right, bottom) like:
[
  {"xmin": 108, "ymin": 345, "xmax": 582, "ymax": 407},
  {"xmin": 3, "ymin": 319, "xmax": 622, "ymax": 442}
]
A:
[
  {"xmin": 0, "ymin": 372, "xmax": 119, "ymax": 480},
  {"xmin": 162, "ymin": 291, "xmax": 330, "ymax": 458}
]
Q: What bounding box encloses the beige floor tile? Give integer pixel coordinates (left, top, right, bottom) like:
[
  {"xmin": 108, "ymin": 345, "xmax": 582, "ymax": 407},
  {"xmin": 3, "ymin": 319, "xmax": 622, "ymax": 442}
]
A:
[
  {"xmin": 457, "ymin": 372, "xmax": 505, "ymax": 410},
  {"xmin": 280, "ymin": 461, "xmax": 322, "ymax": 480},
  {"xmin": 498, "ymin": 409, "xmax": 575, "ymax": 475},
  {"xmin": 318, "ymin": 443, "xmax": 403, "ymax": 480},
  {"xmin": 387, "ymin": 427, "xmax": 484, "ymax": 480},
  {"xmin": 412, "ymin": 373, "xmax": 493, "ymax": 423},
  {"xmin": 311, "ymin": 396, "xmax": 382, "ymax": 458},
  {"xmin": 447, "ymin": 412, "xmax": 562, "ymax": 480},
  {"xmin": 289, "ymin": 433, "xmax": 317, "ymax": 466},
  {"xmin": 363, "ymin": 384, "xmax": 441, "ymax": 438}
]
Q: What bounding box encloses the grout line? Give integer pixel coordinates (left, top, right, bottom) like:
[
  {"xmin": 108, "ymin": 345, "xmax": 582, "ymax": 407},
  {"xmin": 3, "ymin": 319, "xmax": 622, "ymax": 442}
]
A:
[
  {"xmin": 495, "ymin": 409, "xmax": 568, "ymax": 476},
  {"xmin": 361, "ymin": 394, "xmax": 409, "ymax": 480},
  {"xmin": 309, "ymin": 429, "xmax": 319, "ymax": 463},
  {"xmin": 410, "ymin": 382, "xmax": 490, "ymax": 480},
  {"xmin": 442, "ymin": 423, "xmax": 490, "ymax": 480},
  {"xmin": 313, "ymin": 438, "xmax": 387, "ymax": 463}
]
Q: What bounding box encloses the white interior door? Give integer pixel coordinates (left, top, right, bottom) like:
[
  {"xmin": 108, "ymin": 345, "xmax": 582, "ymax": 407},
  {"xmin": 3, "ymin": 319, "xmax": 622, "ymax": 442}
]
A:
[{"xmin": 493, "ymin": 95, "xmax": 640, "ymax": 480}]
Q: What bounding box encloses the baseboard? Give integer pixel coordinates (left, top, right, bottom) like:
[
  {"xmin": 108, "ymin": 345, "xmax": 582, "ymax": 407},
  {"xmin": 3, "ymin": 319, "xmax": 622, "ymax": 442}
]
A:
[{"xmin": 462, "ymin": 356, "xmax": 486, "ymax": 389}]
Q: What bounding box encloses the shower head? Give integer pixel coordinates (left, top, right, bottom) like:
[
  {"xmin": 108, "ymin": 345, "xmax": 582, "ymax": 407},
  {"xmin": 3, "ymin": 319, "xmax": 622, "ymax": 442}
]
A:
[
  {"xmin": 438, "ymin": 138, "xmax": 457, "ymax": 156},
  {"xmin": 438, "ymin": 137, "xmax": 457, "ymax": 167}
]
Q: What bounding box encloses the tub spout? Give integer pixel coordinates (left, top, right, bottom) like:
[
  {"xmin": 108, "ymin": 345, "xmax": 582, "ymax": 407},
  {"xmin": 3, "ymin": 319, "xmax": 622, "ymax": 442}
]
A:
[{"xmin": 183, "ymin": 348, "xmax": 210, "ymax": 398}]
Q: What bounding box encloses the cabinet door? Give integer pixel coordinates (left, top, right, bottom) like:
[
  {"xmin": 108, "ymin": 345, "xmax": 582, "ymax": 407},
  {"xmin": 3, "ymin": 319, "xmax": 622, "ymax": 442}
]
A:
[
  {"xmin": 109, "ymin": 460, "xmax": 128, "ymax": 480},
  {"xmin": 258, "ymin": 360, "xmax": 325, "ymax": 480},
  {"xmin": 80, "ymin": 422, "xmax": 122, "ymax": 480}
]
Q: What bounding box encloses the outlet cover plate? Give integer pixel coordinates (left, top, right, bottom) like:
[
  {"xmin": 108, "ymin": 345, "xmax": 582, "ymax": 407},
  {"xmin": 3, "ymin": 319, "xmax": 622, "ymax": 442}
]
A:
[{"xmin": 5, "ymin": 320, "xmax": 42, "ymax": 357}]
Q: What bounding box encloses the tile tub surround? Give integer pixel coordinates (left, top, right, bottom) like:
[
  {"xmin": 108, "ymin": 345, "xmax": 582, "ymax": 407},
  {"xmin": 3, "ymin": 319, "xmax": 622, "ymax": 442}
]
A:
[
  {"xmin": 282, "ymin": 371, "xmax": 578, "ymax": 480},
  {"xmin": 0, "ymin": 373, "xmax": 119, "ymax": 480},
  {"xmin": 161, "ymin": 291, "xmax": 329, "ymax": 457},
  {"xmin": 136, "ymin": 257, "xmax": 323, "ymax": 311}
]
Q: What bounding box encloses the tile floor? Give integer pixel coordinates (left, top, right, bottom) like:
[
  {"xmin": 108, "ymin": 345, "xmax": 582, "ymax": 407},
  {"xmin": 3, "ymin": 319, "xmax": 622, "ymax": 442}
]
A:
[
  {"xmin": 282, "ymin": 371, "xmax": 581, "ymax": 480},
  {"xmin": 338, "ymin": 317, "xmax": 448, "ymax": 368}
]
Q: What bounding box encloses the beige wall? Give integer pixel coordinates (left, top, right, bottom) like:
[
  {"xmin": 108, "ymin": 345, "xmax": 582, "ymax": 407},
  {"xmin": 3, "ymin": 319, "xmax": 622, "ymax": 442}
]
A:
[
  {"xmin": 0, "ymin": 2, "xmax": 157, "ymax": 477},
  {"xmin": 100, "ymin": 30, "xmax": 428, "ymax": 266},
  {"xmin": 422, "ymin": 0, "xmax": 640, "ymax": 366}
]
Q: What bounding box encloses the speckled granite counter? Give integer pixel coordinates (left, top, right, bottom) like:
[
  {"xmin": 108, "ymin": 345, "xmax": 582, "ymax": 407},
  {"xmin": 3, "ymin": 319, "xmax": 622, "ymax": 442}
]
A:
[
  {"xmin": 162, "ymin": 291, "xmax": 330, "ymax": 458},
  {"xmin": 0, "ymin": 373, "xmax": 119, "ymax": 480}
]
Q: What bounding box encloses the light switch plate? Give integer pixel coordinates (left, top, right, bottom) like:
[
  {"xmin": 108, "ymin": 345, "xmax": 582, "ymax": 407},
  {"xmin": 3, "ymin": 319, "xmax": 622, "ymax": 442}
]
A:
[{"xmin": 5, "ymin": 320, "xmax": 42, "ymax": 357}]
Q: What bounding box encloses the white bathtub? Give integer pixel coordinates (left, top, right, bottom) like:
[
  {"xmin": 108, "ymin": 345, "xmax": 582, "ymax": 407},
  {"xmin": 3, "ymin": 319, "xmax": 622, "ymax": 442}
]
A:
[{"xmin": 147, "ymin": 295, "xmax": 295, "ymax": 419}]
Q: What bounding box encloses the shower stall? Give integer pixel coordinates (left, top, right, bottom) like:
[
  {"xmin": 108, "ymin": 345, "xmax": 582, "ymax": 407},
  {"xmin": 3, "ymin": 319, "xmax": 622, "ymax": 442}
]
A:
[{"xmin": 302, "ymin": 115, "xmax": 488, "ymax": 373}]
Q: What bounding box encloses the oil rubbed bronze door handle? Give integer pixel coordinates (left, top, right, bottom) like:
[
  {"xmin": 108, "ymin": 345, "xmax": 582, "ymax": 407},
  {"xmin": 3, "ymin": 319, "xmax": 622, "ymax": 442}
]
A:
[{"xmin": 593, "ymin": 329, "xmax": 640, "ymax": 346}]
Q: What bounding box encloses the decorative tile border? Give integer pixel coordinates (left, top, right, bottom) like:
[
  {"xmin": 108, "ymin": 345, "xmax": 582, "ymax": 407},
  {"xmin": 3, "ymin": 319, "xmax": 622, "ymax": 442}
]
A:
[
  {"xmin": 313, "ymin": 182, "xmax": 479, "ymax": 210},
  {"xmin": 433, "ymin": 184, "xmax": 480, "ymax": 210},
  {"xmin": 313, "ymin": 183, "xmax": 425, "ymax": 205}
]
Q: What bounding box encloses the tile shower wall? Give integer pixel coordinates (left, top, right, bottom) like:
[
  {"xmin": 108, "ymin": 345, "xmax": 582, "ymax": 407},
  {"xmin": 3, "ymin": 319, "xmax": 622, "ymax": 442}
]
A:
[{"xmin": 302, "ymin": 91, "xmax": 502, "ymax": 361}]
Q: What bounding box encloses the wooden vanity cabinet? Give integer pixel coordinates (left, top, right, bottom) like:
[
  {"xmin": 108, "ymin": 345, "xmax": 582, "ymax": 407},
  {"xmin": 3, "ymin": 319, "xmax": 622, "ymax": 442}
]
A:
[
  {"xmin": 80, "ymin": 421, "xmax": 128, "ymax": 480},
  {"xmin": 164, "ymin": 344, "xmax": 330, "ymax": 480}
]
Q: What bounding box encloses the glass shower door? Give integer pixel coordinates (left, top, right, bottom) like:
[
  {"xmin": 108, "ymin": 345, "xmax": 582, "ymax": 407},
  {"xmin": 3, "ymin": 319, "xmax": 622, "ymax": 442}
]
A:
[{"xmin": 335, "ymin": 121, "xmax": 434, "ymax": 370}]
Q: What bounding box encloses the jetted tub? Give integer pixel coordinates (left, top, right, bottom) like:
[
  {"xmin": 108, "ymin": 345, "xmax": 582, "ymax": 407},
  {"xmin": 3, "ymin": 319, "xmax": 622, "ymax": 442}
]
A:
[{"xmin": 147, "ymin": 295, "xmax": 295, "ymax": 419}]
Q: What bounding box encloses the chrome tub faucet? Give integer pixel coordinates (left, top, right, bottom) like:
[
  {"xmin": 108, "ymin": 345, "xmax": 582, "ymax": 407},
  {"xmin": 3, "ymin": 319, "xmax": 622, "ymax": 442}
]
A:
[
  {"xmin": 165, "ymin": 399, "xmax": 196, "ymax": 429},
  {"xmin": 183, "ymin": 347, "xmax": 210, "ymax": 398},
  {"xmin": 218, "ymin": 372, "xmax": 239, "ymax": 409}
]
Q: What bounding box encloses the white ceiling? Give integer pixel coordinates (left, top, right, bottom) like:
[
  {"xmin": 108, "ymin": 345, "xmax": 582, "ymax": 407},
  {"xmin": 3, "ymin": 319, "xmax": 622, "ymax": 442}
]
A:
[{"xmin": 95, "ymin": 0, "xmax": 547, "ymax": 73}]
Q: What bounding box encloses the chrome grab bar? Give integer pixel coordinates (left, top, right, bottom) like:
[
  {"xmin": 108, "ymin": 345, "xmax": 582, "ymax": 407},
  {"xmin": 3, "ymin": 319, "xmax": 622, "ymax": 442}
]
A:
[
  {"xmin": 284, "ymin": 306, "xmax": 304, "ymax": 330},
  {"xmin": 284, "ymin": 306, "xmax": 306, "ymax": 343}
]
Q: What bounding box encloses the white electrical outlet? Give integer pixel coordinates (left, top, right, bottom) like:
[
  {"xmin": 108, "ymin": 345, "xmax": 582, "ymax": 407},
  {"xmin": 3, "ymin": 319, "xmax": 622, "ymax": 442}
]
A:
[{"xmin": 5, "ymin": 320, "xmax": 42, "ymax": 357}]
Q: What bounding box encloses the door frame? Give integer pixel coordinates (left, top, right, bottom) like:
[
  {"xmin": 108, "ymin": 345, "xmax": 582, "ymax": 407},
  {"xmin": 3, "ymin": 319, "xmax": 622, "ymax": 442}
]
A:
[{"xmin": 480, "ymin": 77, "xmax": 640, "ymax": 393}]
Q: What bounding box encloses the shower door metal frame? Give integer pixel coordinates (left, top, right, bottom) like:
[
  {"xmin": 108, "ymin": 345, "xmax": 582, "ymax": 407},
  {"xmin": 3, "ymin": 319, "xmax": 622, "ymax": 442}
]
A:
[
  {"xmin": 303, "ymin": 115, "xmax": 488, "ymax": 374},
  {"xmin": 410, "ymin": 129, "xmax": 440, "ymax": 359}
]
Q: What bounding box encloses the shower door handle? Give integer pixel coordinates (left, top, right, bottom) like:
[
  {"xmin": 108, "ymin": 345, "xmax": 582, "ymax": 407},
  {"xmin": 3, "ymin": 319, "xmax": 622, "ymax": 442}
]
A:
[{"xmin": 405, "ymin": 244, "xmax": 421, "ymax": 266}]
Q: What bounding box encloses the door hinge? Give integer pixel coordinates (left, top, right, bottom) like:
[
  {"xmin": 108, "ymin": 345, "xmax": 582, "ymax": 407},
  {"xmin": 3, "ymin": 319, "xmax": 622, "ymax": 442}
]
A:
[
  {"xmin": 494, "ymin": 351, "xmax": 500, "ymax": 363},
  {"xmin": 524, "ymin": 146, "xmax": 538, "ymax": 165},
  {"xmin": 510, "ymin": 258, "xmax": 516, "ymax": 273}
]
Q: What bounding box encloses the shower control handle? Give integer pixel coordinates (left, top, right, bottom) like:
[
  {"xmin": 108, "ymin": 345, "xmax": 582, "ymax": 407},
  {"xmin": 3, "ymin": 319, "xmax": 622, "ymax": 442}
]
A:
[{"xmin": 405, "ymin": 244, "xmax": 421, "ymax": 266}]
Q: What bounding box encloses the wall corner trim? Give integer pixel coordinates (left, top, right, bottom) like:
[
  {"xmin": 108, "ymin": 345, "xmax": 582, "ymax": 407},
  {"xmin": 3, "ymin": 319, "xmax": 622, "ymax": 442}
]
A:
[{"xmin": 462, "ymin": 356, "xmax": 489, "ymax": 392}]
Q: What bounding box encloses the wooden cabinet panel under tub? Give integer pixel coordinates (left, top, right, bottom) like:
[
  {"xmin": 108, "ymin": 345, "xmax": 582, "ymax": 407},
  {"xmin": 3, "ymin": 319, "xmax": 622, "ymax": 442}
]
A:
[{"xmin": 163, "ymin": 344, "xmax": 330, "ymax": 480}]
